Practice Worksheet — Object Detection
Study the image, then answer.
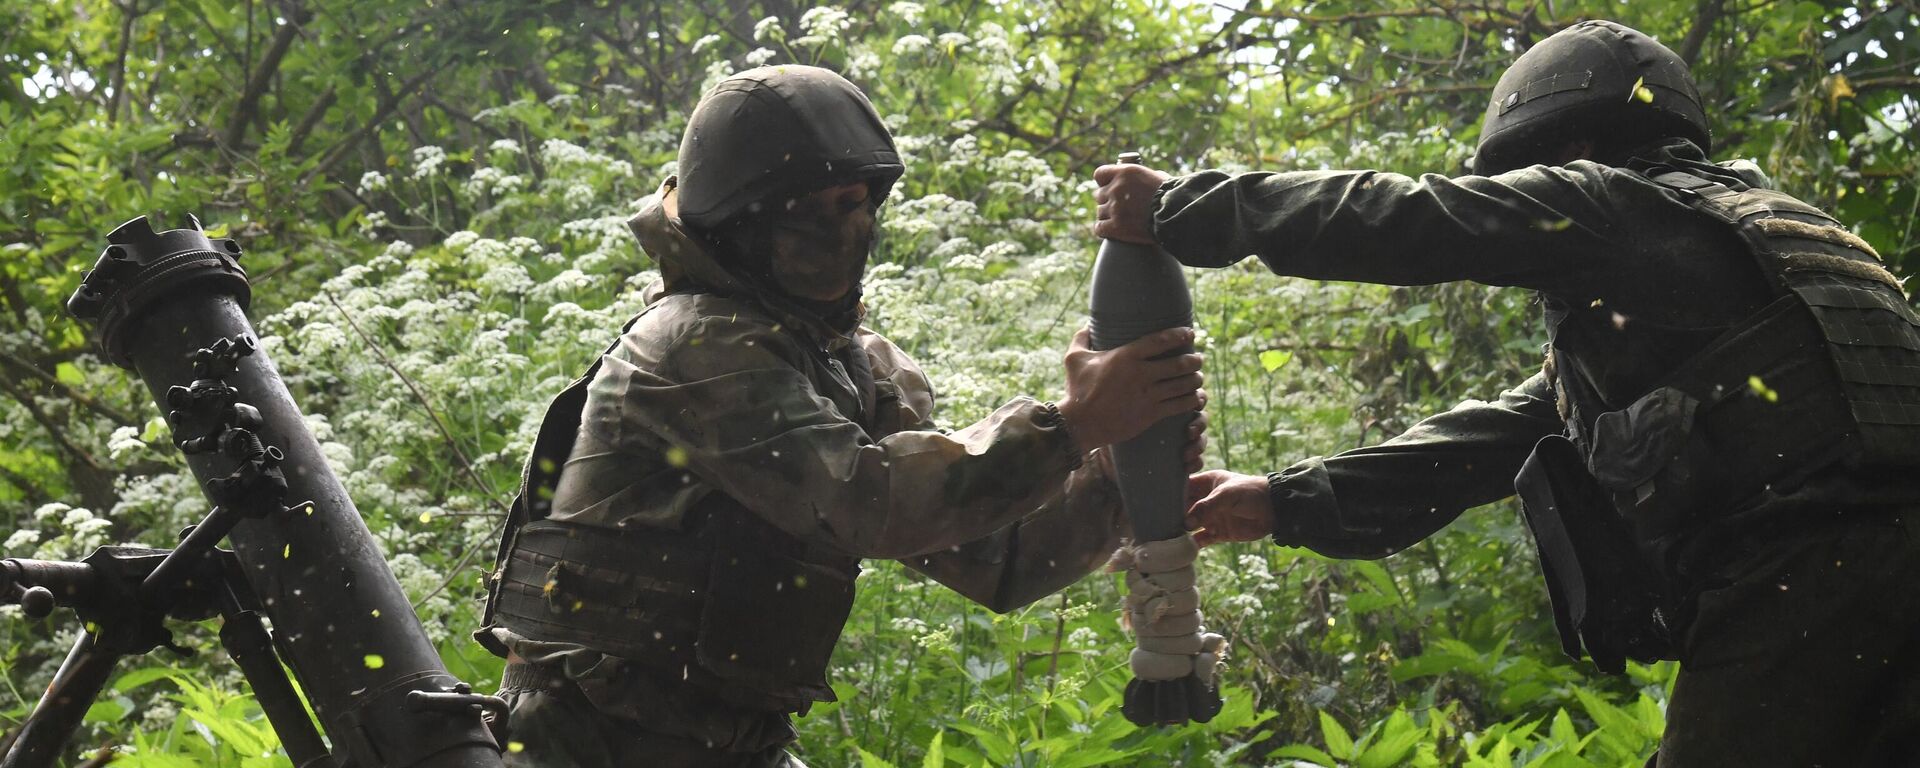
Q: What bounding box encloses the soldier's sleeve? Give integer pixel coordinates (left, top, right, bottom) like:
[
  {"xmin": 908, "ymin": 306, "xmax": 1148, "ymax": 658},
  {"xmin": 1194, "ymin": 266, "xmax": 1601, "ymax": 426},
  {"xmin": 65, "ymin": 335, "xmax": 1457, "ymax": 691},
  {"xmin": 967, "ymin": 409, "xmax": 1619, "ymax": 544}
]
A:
[
  {"xmin": 856, "ymin": 328, "xmax": 1130, "ymax": 612},
  {"xmin": 900, "ymin": 461, "xmax": 1128, "ymax": 613},
  {"xmin": 587, "ymin": 314, "xmax": 1085, "ymax": 560},
  {"xmin": 1151, "ymin": 165, "xmax": 1634, "ymax": 295},
  {"xmin": 1268, "ymin": 372, "xmax": 1562, "ymax": 559}
]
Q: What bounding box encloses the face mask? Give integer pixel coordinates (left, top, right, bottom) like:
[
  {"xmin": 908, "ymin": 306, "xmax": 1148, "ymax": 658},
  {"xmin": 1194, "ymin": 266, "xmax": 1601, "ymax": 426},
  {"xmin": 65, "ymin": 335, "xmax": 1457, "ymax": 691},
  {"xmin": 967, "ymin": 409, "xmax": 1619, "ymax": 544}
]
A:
[{"xmin": 765, "ymin": 184, "xmax": 879, "ymax": 303}]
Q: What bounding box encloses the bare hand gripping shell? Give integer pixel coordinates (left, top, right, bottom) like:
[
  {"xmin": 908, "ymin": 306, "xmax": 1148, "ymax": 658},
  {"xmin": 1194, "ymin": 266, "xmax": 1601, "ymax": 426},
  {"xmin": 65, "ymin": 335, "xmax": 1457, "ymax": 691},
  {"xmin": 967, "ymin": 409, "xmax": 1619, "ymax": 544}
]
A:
[{"xmin": 1090, "ymin": 153, "xmax": 1224, "ymax": 725}]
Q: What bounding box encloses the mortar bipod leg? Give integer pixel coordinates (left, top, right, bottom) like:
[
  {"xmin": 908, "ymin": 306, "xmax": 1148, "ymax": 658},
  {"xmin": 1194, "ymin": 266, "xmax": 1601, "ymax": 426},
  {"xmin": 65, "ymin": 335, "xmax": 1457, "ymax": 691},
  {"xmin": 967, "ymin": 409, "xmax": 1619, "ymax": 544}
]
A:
[
  {"xmin": 1, "ymin": 632, "xmax": 120, "ymax": 768},
  {"xmin": 221, "ymin": 607, "xmax": 333, "ymax": 768}
]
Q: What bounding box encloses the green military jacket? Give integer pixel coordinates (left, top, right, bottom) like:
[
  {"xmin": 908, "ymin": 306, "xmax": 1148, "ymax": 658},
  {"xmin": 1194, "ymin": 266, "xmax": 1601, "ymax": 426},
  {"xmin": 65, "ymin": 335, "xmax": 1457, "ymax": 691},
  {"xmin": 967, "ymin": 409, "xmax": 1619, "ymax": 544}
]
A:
[
  {"xmin": 489, "ymin": 180, "xmax": 1125, "ymax": 751},
  {"xmin": 1149, "ymin": 140, "xmax": 1920, "ymax": 574}
]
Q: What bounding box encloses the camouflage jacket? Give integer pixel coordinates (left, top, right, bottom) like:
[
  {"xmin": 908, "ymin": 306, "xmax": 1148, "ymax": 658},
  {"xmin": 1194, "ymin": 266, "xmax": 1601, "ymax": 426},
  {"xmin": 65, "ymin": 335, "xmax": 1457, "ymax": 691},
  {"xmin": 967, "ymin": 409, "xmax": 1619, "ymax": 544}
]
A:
[{"xmin": 489, "ymin": 179, "xmax": 1124, "ymax": 750}]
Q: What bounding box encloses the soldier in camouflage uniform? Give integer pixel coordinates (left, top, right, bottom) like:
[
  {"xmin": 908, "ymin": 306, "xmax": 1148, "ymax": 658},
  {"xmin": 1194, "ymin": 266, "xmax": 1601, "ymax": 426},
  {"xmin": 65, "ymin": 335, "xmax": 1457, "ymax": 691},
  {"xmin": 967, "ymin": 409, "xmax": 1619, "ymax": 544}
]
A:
[
  {"xmin": 1096, "ymin": 20, "xmax": 1920, "ymax": 766},
  {"xmin": 477, "ymin": 65, "xmax": 1208, "ymax": 767}
]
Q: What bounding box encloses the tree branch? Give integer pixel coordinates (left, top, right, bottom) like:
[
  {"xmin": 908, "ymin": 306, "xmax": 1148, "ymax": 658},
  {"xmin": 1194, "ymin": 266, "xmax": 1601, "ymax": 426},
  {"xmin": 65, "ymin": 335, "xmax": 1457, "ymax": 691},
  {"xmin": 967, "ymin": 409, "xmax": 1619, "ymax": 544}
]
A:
[
  {"xmin": 319, "ymin": 292, "xmax": 499, "ymax": 506},
  {"xmin": 0, "ymin": 378, "xmax": 105, "ymax": 473},
  {"xmin": 106, "ymin": 0, "xmax": 140, "ymax": 125},
  {"xmin": 0, "ymin": 349, "xmax": 138, "ymax": 425},
  {"xmin": 1233, "ymin": 0, "xmax": 1525, "ymax": 30},
  {"xmin": 1851, "ymin": 76, "xmax": 1920, "ymax": 95},
  {"xmin": 1289, "ymin": 83, "xmax": 1486, "ymax": 142},
  {"xmin": 285, "ymin": 82, "xmax": 336, "ymax": 156},
  {"xmin": 420, "ymin": 92, "xmax": 506, "ymax": 140},
  {"xmin": 0, "ymin": 461, "xmax": 54, "ymax": 505},
  {"xmin": 1677, "ymin": 0, "xmax": 1725, "ymax": 66},
  {"xmin": 224, "ymin": 3, "xmax": 309, "ymax": 150},
  {"xmin": 303, "ymin": 62, "xmax": 448, "ymax": 184}
]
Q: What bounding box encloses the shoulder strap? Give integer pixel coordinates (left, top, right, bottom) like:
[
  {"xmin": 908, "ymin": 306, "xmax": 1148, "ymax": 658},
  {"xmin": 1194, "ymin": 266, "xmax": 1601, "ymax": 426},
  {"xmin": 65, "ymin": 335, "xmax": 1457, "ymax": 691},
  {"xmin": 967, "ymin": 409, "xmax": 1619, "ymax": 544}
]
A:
[{"xmin": 1645, "ymin": 169, "xmax": 1903, "ymax": 295}]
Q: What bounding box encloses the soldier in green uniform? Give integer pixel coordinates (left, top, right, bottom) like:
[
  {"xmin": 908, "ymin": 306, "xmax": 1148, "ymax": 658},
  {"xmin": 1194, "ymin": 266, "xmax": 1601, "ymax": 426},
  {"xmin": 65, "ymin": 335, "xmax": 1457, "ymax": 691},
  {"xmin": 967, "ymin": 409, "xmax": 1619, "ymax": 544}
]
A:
[
  {"xmin": 1095, "ymin": 20, "xmax": 1920, "ymax": 766},
  {"xmin": 477, "ymin": 66, "xmax": 1209, "ymax": 767}
]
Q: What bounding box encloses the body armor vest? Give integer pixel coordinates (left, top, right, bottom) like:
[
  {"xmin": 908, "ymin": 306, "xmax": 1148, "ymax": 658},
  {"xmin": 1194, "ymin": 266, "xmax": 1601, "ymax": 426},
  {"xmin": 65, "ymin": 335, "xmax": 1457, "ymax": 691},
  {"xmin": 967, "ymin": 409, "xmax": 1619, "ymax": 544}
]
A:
[
  {"xmin": 1558, "ymin": 169, "xmax": 1920, "ymax": 518},
  {"xmin": 1521, "ymin": 166, "xmax": 1920, "ymax": 673},
  {"xmin": 478, "ymin": 308, "xmax": 862, "ymax": 712}
]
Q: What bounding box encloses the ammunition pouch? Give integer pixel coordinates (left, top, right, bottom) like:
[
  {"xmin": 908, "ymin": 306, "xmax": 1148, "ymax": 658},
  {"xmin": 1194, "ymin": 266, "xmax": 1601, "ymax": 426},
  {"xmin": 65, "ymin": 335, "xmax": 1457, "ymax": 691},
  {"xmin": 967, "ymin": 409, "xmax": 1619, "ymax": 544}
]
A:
[
  {"xmin": 1586, "ymin": 296, "xmax": 1847, "ymax": 528},
  {"xmin": 1517, "ymin": 435, "xmax": 1677, "ymax": 674},
  {"xmin": 491, "ymin": 519, "xmax": 706, "ymax": 664},
  {"xmin": 490, "ymin": 513, "xmax": 857, "ymax": 708},
  {"xmin": 696, "ymin": 510, "xmax": 857, "ymax": 702}
]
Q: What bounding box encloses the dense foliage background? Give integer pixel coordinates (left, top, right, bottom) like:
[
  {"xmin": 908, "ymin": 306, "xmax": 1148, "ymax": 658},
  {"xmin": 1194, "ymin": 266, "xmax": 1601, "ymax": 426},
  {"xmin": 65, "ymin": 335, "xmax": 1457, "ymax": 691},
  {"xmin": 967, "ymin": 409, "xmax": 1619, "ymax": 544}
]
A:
[{"xmin": 2, "ymin": 0, "xmax": 1914, "ymax": 765}]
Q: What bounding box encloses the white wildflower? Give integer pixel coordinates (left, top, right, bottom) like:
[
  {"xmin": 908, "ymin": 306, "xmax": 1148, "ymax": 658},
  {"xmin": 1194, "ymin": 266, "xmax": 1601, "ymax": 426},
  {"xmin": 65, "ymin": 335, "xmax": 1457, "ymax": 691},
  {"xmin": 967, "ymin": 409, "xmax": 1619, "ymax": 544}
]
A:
[
  {"xmin": 139, "ymin": 701, "xmax": 179, "ymax": 731},
  {"xmin": 888, "ymin": 1, "xmax": 924, "ymax": 25},
  {"xmin": 847, "ymin": 48, "xmax": 881, "ymax": 79},
  {"xmin": 935, "ymin": 32, "xmax": 971, "ymax": 52},
  {"xmin": 563, "ymin": 183, "xmax": 596, "ymax": 209},
  {"xmin": 892, "ymin": 35, "xmax": 931, "ymax": 56},
  {"xmin": 410, "ymin": 145, "xmax": 446, "ymax": 179},
  {"xmin": 945, "ymin": 250, "xmax": 987, "ymax": 272},
  {"xmin": 1223, "ymin": 593, "xmax": 1263, "ymax": 617},
  {"xmin": 745, "ymin": 47, "xmax": 778, "ymax": 66},
  {"xmin": 33, "ymin": 502, "xmax": 70, "ymax": 523},
  {"xmin": 1238, "ymin": 553, "xmax": 1279, "ymax": 591},
  {"xmin": 532, "ymin": 269, "xmax": 596, "ymax": 301},
  {"xmin": 507, "ymin": 236, "xmax": 543, "ymax": 257},
  {"xmin": 752, "ymin": 16, "xmax": 784, "ymax": 42},
  {"xmin": 4, "ymin": 529, "xmax": 40, "ymax": 551},
  {"xmin": 974, "ymin": 23, "xmax": 1013, "ymax": 57},
  {"xmin": 488, "ymin": 138, "xmax": 522, "ymax": 156},
  {"xmin": 356, "ymin": 171, "xmax": 389, "ymax": 195},
  {"xmin": 107, "ymin": 425, "xmax": 145, "ymax": 460},
  {"xmin": 1067, "ymin": 626, "xmax": 1100, "ymax": 649},
  {"xmin": 702, "ymin": 60, "xmax": 736, "ymax": 91},
  {"xmin": 476, "ymin": 263, "xmax": 534, "ymax": 295},
  {"xmin": 539, "ymin": 139, "xmax": 593, "ymax": 168},
  {"xmin": 797, "ymin": 6, "xmax": 851, "ymax": 45},
  {"xmin": 691, "ymin": 34, "xmax": 723, "ymax": 56}
]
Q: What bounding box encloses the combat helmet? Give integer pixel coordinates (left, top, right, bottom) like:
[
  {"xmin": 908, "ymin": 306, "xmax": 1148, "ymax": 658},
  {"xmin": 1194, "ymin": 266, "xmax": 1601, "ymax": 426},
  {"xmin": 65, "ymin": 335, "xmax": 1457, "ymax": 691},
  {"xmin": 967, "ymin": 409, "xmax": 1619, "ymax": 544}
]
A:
[
  {"xmin": 675, "ymin": 65, "xmax": 904, "ymax": 230},
  {"xmin": 1474, "ymin": 20, "xmax": 1710, "ymax": 175}
]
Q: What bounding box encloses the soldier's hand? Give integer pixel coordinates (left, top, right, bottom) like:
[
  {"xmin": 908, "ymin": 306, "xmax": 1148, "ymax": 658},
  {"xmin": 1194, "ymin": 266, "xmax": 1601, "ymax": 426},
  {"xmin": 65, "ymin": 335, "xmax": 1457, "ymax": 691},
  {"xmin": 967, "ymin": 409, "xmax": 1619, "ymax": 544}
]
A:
[
  {"xmin": 1183, "ymin": 470, "xmax": 1273, "ymax": 547},
  {"xmin": 1092, "ymin": 163, "xmax": 1171, "ymax": 244},
  {"xmin": 1183, "ymin": 406, "xmax": 1209, "ymax": 474},
  {"xmin": 1059, "ymin": 327, "xmax": 1204, "ymax": 453}
]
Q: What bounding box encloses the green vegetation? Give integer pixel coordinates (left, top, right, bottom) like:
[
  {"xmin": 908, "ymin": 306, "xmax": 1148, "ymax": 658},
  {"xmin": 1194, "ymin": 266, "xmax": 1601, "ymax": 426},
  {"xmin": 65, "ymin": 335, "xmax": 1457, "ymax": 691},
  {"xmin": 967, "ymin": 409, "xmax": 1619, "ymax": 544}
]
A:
[{"xmin": 2, "ymin": 0, "xmax": 1914, "ymax": 765}]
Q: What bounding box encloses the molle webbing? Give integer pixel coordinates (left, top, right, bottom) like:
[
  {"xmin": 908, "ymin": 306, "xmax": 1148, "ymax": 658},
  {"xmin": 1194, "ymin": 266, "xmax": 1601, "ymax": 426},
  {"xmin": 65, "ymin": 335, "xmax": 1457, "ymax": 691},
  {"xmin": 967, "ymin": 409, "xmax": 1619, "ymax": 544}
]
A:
[
  {"xmin": 482, "ymin": 311, "xmax": 649, "ymax": 639},
  {"xmin": 491, "ymin": 520, "xmax": 706, "ymax": 666},
  {"xmin": 1652, "ymin": 170, "xmax": 1920, "ymax": 468}
]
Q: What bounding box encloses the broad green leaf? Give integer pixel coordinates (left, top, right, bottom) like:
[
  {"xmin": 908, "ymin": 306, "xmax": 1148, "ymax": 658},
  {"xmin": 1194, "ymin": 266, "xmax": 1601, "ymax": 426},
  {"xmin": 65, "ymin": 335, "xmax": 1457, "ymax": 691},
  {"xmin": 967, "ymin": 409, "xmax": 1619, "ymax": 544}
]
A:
[
  {"xmin": 1259, "ymin": 349, "xmax": 1292, "ymax": 372},
  {"xmin": 1320, "ymin": 710, "xmax": 1356, "ymax": 758}
]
